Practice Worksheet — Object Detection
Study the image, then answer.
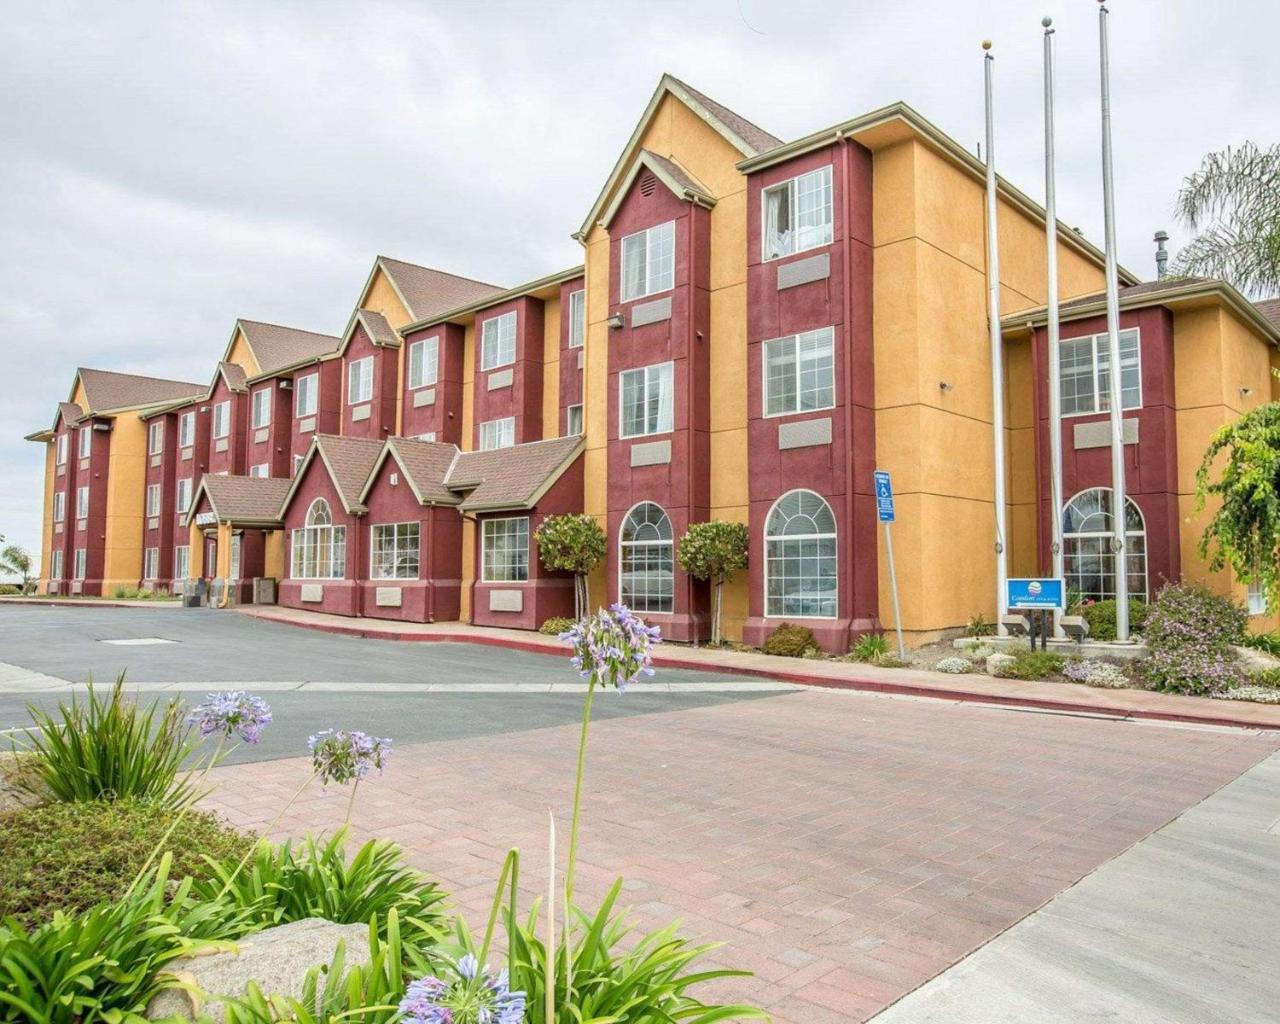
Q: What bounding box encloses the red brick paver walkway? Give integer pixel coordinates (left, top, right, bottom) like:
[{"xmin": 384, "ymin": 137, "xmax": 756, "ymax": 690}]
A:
[{"xmin": 203, "ymin": 689, "xmax": 1278, "ymax": 1023}]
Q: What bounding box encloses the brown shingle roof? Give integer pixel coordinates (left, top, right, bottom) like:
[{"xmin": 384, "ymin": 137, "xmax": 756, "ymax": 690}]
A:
[
  {"xmin": 194, "ymin": 474, "xmax": 292, "ymax": 525},
  {"xmin": 238, "ymin": 320, "xmax": 341, "ymax": 375},
  {"xmin": 1256, "ymin": 298, "xmax": 1280, "ymax": 331},
  {"xmin": 446, "ymin": 435, "xmax": 583, "ymax": 511},
  {"xmin": 216, "ymin": 361, "xmax": 248, "ymax": 393},
  {"xmin": 355, "ymin": 309, "xmax": 400, "ymax": 348},
  {"xmin": 1055, "ymin": 276, "xmax": 1211, "ymax": 315},
  {"xmin": 669, "ymin": 76, "xmax": 783, "ymax": 156},
  {"xmin": 378, "ymin": 257, "xmax": 505, "ymax": 323},
  {"xmin": 58, "ymin": 402, "xmax": 84, "ymax": 426},
  {"xmin": 382, "ymin": 438, "xmax": 461, "ymax": 505},
  {"xmin": 76, "ymin": 368, "xmax": 205, "ymax": 414},
  {"xmin": 313, "ymin": 435, "xmax": 385, "ymax": 512},
  {"xmin": 642, "ymin": 150, "xmax": 713, "ymax": 201}
]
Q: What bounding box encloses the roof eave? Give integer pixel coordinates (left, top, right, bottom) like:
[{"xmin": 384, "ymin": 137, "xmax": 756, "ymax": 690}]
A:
[
  {"xmin": 400, "ymin": 265, "xmax": 586, "ymax": 336},
  {"xmin": 599, "ymin": 152, "xmax": 717, "ymax": 229},
  {"xmin": 25, "ymin": 429, "xmax": 55, "ymax": 442}
]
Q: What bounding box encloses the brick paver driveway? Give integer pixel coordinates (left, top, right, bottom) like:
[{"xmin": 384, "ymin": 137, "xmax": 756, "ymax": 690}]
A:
[{"xmin": 204, "ymin": 688, "xmax": 1279, "ymax": 1023}]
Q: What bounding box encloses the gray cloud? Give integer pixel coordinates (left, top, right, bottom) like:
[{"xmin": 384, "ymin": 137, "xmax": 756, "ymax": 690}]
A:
[{"xmin": 3, "ymin": 0, "xmax": 1276, "ymax": 566}]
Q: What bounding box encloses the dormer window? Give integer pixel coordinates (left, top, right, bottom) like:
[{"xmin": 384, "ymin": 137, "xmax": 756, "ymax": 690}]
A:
[
  {"xmin": 763, "ymin": 165, "xmax": 833, "ymax": 261},
  {"xmin": 621, "ymin": 221, "xmax": 675, "ymax": 302}
]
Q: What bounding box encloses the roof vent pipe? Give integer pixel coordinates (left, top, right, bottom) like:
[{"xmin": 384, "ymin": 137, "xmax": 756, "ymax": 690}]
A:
[{"xmin": 1154, "ymin": 230, "xmax": 1169, "ymax": 279}]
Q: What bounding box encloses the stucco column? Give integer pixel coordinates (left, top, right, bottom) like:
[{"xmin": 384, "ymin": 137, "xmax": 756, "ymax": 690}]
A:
[{"xmin": 188, "ymin": 520, "xmax": 203, "ymax": 579}]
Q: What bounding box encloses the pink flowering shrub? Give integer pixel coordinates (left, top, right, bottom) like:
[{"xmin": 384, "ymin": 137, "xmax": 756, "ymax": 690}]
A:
[{"xmin": 1137, "ymin": 582, "xmax": 1248, "ymax": 695}]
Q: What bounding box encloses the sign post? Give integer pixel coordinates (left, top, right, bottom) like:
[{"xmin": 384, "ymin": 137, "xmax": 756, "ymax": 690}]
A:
[
  {"xmin": 1006, "ymin": 578, "xmax": 1066, "ymax": 651},
  {"xmin": 874, "ymin": 470, "xmax": 905, "ymax": 660}
]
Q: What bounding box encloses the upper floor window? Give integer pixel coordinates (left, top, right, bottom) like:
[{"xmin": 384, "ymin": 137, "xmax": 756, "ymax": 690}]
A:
[
  {"xmin": 148, "ymin": 420, "xmax": 164, "ymax": 455},
  {"xmin": 178, "ymin": 412, "xmax": 195, "ymax": 449},
  {"xmin": 292, "ymin": 453, "xmax": 305, "ymax": 476},
  {"xmin": 53, "ymin": 491, "xmax": 65, "ymax": 522},
  {"xmin": 371, "ymin": 522, "xmax": 421, "ymax": 580},
  {"xmin": 566, "ymin": 404, "xmax": 584, "ymax": 436},
  {"xmin": 213, "ymin": 400, "xmax": 231, "ymax": 439},
  {"xmin": 1060, "ymin": 328, "xmax": 1141, "ymax": 416},
  {"xmin": 481, "ymin": 312, "xmax": 517, "ymax": 371},
  {"xmin": 620, "ymin": 361, "xmax": 674, "ymax": 438},
  {"xmin": 295, "ymin": 373, "xmax": 318, "ymax": 418},
  {"xmin": 250, "ymin": 464, "xmax": 270, "ymax": 478},
  {"xmin": 409, "ymin": 336, "xmax": 440, "ymax": 389},
  {"xmin": 481, "ymin": 516, "xmax": 529, "ymax": 582},
  {"xmin": 764, "ymin": 327, "xmax": 836, "ymax": 417},
  {"xmin": 568, "ymin": 289, "xmax": 585, "ymax": 349},
  {"xmin": 347, "ymin": 357, "xmax": 373, "ymax": 405},
  {"xmin": 78, "ymin": 427, "xmax": 92, "ymax": 459},
  {"xmin": 56, "ymin": 433, "xmax": 68, "ymax": 465},
  {"xmin": 175, "ymin": 477, "xmax": 192, "ymax": 514},
  {"xmin": 479, "ymin": 416, "xmax": 516, "ymax": 451},
  {"xmin": 621, "ymin": 221, "xmax": 675, "ymax": 302},
  {"xmin": 415, "ymin": 431, "xmax": 437, "ymax": 443},
  {"xmin": 76, "ymin": 486, "xmax": 89, "ymax": 519},
  {"xmin": 252, "ymin": 388, "xmax": 272, "ymax": 428},
  {"xmin": 763, "ymin": 165, "xmax": 834, "ymax": 261},
  {"xmin": 146, "ymin": 484, "xmax": 161, "ymax": 517}
]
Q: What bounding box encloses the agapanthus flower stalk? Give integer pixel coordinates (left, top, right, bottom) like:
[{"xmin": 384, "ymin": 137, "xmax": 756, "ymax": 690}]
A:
[
  {"xmin": 398, "ymin": 953, "xmax": 526, "ymax": 1024},
  {"xmin": 188, "ymin": 690, "xmax": 273, "ymax": 744},
  {"xmin": 308, "ymin": 729, "xmax": 392, "ymax": 787}
]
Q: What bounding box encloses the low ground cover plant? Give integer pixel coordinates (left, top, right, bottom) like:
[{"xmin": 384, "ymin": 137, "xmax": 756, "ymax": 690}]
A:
[
  {"xmin": 1062, "ymin": 659, "xmax": 1131, "ymax": 689},
  {"xmin": 1137, "ymin": 582, "xmax": 1247, "ymax": 695},
  {"xmin": 538, "ymin": 616, "xmax": 575, "ymax": 636},
  {"xmin": 993, "ymin": 648, "xmax": 1064, "ymax": 681},
  {"xmin": 762, "ymin": 622, "xmax": 818, "ymax": 657},
  {"xmin": 935, "ymin": 656, "xmax": 973, "ymax": 674}
]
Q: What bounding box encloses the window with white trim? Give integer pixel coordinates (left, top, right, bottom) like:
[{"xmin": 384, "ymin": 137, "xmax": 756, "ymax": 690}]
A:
[
  {"xmin": 1062, "ymin": 488, "xmax": 1147, "ymax": 603},
  {"xmin": 619, "ymin": 502, "xmax": 674, "ymax": 613},
  {"xmin": 765, "ymin": 489, "xmax": 838, "ymax": 618},
  {"xmin": 146, "ymin": 484, "xmax": 161, "ymax": 517},
  {"xmin": 621, "ymin": 221, "xmax": 675, "ymax": 302},
  {"xmin": 250, "ymin": 464, "xmax": 270, "ymax": 479},
  {"xmin": 174, "ymin": 545, "xmax": 189, "ymax": 581},
  {"xmin": 143, "ymin": 547, "xmax": 159, "ymax": 581},
  {"xmin": 56, "ymin": 433, "xmax": 68, "ymax": 465},
  {"xmin": 1059, "ymin": 328, "xmax": 1142, "ymax": 416},
  {"xmin": 479, "ymin": 417, "xmax": 515, "ymax": 451},
  {"xmin": 481, "ymin": 312, "xmax": 517, "ymax": 371},
  {"xmin": 763, "ymin": 327, "xmax": 835, "ymax": 417},
  {"xmin": 415, "ymin": 432, "xmax": 437, "ymax": 443},
  {"xmin": 78, "ymin": 427, "xmax": 92, "ymax": 459},
  {"xmin": 763, "ymin": 165, "xmax": 834, "ymax": 261},
  {"xmin": 178, "ymin": 412, "xmax": 195, "ymax": 449},
  {"xmin": 481, "ymin": 517, "xmax": 529, "ymax": 582},
  {"xmin": 175, "ymin": 477, "xmax": 192, "ymax": 514},
  {"xmin": 408, "ymin": 336, "xmax": 439, "ymax": 389},
  {"xmin": 73, "ymin": 548, "xmax": 86, "ymax": 581},
  {"xmin": 252, "ymin": 388, "xmax": 272, "ymax": 428},
  {"xmin": 148, "ymin": 421, "xmax": 164, "ymax": 455},
  {"xmin": 76, "ymin": 486, "xmax": 89, "ymax": 519},
  {"xmin": 295, "ymin": 373, "xmax": 318, "ymax": 417},
  {"xmin": 291, "ymin": 498, "xmax": 346, "ymax": 579},
  {"xmin": 347, "ymin": 357, "xmax": 373, "ymax": 404},
  {"xmin": 371, "ymin": 522, "xmax": 421, "ymax": 579},
  {"xmin": 566, "ymin": 404, "xmax": 583, "ymax": 436},
  {"xmin": 1247, "ymin": 580, "xmax": 1268, "ymax": 616},
  {"xmin": 568, "ymin": 289, "xmax": 585, "ymax": 349},
  {"xmin": 51, "ymin": 549, "xmax": 63, "ymax": 580},
  {"xmin": 620, "ymin": 361, "xmax": 674, "ymax": 438},
  {"xmin": 229, "ymin": 534, "xmax": 241, "ymax": 581},
  {"xmin": 53, "ymin": 491, "xmax": 66, "ymax": 522},
  {"xmin": 213, "ymin": 400, "xmax": 231, "ymax": 439},
  {"xmin": 292, "ymin": 453, "xmax": 305, "ymax": 476}
]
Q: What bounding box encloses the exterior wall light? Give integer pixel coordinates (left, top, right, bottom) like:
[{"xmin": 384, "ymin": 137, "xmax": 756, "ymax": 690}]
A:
[
  {"xmin": 939, "ymin": 381, "xmax": 954, "ymax": 392},
  {"xmin": 607, "ymin": 313, "xmax": 625, "ymax": 330}
]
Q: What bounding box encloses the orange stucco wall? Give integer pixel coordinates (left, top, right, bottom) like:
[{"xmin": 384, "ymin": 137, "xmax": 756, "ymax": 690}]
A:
[{"xmin": 102, "ymin": 413, "xmax": 148, "ymax": 590}]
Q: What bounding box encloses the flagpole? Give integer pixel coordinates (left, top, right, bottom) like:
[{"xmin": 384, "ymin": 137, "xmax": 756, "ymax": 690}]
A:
[
  {"xmin": 1098, "ymin": 2, "xmax": 1130, "ymax": 639},
  {"xmin": 983, "ymin": 40, "xmax": 1009, "ymax": 633},
  {"xmin": 1043, "ymin": 17, "xmax": 1065, "ymax": 637}
]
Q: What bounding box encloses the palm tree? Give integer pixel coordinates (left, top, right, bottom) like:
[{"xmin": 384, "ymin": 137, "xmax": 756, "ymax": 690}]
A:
[
  {"xmin": 1173, "ymin": 142, "xmax": 1280, "ymax": 298},
  {"xmin": 0, "ymin": 544, "xmax": 34, "ymax": 595}
]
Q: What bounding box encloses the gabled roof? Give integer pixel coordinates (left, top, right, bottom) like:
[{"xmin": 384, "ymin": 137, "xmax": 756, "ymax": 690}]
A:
[
  {"xmin": 58, "ymin": 402, "xmax": 84, "ymax": 427},
  {"xmin": 374, "ymin": 256, "xmax": 506, "ymax": 324},
  {"xmin": 360, "ymin": 437, "xmax": 462, "ymax": 506},
  {"xmin": 600, "ymin": 150, "xmax": 716, "ymax": 228},
  {"xmin": 232, "ymin": 319, "xmax": 341, "ymax": 378},
  {"xmin": 185, "ymin": 474, "xmax": 291, "ymax": 528},
  {"xmin": 214, "ymin": 361, "xmax": 248, "ymax": 394},
  {"xmin": 1256, "ymin": 298, "xmax": 1280, "ymax": 331},
  {"xmin": 577, "ymin": 73, "xmax": 781, "ymax": 239},
  {"xmin": 447, "ymin": 435, "xmax": 584, "ymax": 512},
  {"xmin": 73, "ymin": 368, "xmax": 205, "ymax": 415},
  {"xmin": 336, "ymin": 308, "xmax": 402, "ymax": 357},
  {"xmin": 281, "ymin": 434, "xmax": 385, "ymax": 515},
  {"xmin": 401, "ymin": 265, "xmax": 584, "ymax": 335}
]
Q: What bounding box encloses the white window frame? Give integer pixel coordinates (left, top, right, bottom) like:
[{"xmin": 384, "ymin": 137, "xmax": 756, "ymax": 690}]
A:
[
  {"xmin": 51, "ymin": 549, "xmax": 63, "ymax": 580},
  {"xmin": 762, "ymin": 164, "xmax": 834, "ymax": 262},
  {"xmin": 229, "ymin": 534, "xmax": 241, "ymax": 581},
  {"xmin": 212, "ymin": 400, "xmax": 231, "ymax": 439},
  {"xmin": 370, "ymin": 522, "xmax": 421, "ymax": 580},
  {"xmin": 175, "ymin": 477, "xmax": 192, "ymax": 514},
  {"xmin": 292, "ymin": 453, "xmax": 305, "ymax": 476},
  {"xmin": 295, "ymin": 372, "xmax": 318, "ymax": 417},
  {"xmin": 73, "ymin": 548, "xmax": 86, "ymax": 581},
  {"xmin": 479, "ymin": 416, "xmax": 516, "ymax": 451},
  {"xmin": 56, "ymin": 433, "xmax": 68, "ymax": 465},
  {"xmin": 148, "ymin": 421, "xmax": 164, "ymax": 455},
  {"xmin": 174, "ymin": 545, "xmax": 189, "ymax": 581},
  {"xmin": 290, "ymin": 498, "xmax": 347, "ymax": 580},
  {"xmin": 1059, "ymin": 328, "xmax": 1143, "ymax": 418},
  {"xmin": 566, "ymin": 404, "xmax": 584, "ymax": 436},
  {"xmin": 250, "ymin": 464, "xmax": 270, "ymax": 478},
  {"xmin": 1062, "ymin": 488, "xmax": 1148, "ymax": 603},
  {"xmin": 414, "ymin": 432, "xmax": 438, "ymax": 443},
  {"xmin": 618, "ymin": 501, "xmax": 675, "ymax": 614},
  {"xmin": 1248, "ymin": 580, "xmax": 1268, "ymax": 616},
  {"xmin": 481, "ymin": 516, "xmax": 530, "ymax": 583},
  {"xmin": 53, "ymin": 491, "xmax": 66, "ymax": 523},
  {"xmin": 78, "ymin": 427, "xmax": 92, "ymax": 459},
  {"xmin": 178, "ymin": 412, "xmax": 195, "ymax": 449},
  {"xmin": 619, "ymin": 361, "xmax": 674, "ymax": 439},
  {"xmin": 568, "ymin": 289, "xmax": 585, "ymax": 349},
  {"xmin": 764, "ymin": 488, "xmax": 839, "ymax": 619},
  {"xmin": 408, "ymin": 336, "xmax": 440, "ymax": 389},
  {"xmin": 481, "ymin": 311, "xmax": 517, "ymax": 371},
  {"xmin": 251, "ymin": 388, "xmax": 272, "ymax": 429},
  {"xmin": 143, "ymin": 547, "xmax": 159, "ymax": 582},
  {"xmin": 762, "ymin": 326, "xmax": 836, "ymax": 418},
  {"xmin": 75, "ymin": 486, "xmax": 89, "ymax": 519},
  {"xmin": 620, "ymin": 221, "xmax": 675, "ymax": 302},
  {"xmin": 347, "ymin": 357, "xmax": 373, "ymax": 405},
  {"xmin": 146, "ymin": 484, "xmax": 161, "ymax": 517}
]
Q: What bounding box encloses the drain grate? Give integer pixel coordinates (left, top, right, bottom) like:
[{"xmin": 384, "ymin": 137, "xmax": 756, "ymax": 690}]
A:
[{"xmin": 99, "ymin": 638, "xmax": 178, "ymax": 646}]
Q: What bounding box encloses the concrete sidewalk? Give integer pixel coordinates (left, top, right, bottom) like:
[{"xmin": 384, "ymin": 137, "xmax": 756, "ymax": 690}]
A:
[
  {"xmin": 234, "ymin": 605, "xmax": 1280, "ymax": 731},
  {"xmin": 872, "ymin": 750, "xmax": 1280, "ymax": 1023}
]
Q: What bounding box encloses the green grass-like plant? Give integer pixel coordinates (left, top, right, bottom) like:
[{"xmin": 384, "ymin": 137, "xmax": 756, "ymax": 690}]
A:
[
  {"xmin": 1242, "ymin": 630, "xmax": 1280, "ymax": 658},
  {"xmin": 17, "ymin": 676, "xmax": 198, "ymax": 809},
  {"xmin": 993, "ymin": 648, "xmax": 1065, "ymax": 681},
  {"xmin": 849, "ymin": 631, "xmax": 890, "ymax": 662}
]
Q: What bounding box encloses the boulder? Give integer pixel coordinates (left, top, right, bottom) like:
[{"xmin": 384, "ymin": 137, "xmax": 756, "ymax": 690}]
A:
[
  {"xmin": 146, "ymin": 917, "xmax": 371, "ymax": 1022},
  {"xmin": 1233, "ymin": 644, "xmax": 1280, "ymax": 674},
  {"xmin": 985, "ymin": 652, "xmax": 1017, "ymax": 676}
]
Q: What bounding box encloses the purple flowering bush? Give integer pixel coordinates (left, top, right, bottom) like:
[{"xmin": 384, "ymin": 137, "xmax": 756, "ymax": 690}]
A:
[
  {"xmin": 308, "ymin": 729, "xmax": 392, "ymax": 786},
  {"xmin": 399, "ymin": 953, "xmax": 526, "ymax": 1024},
  {"xmin": 1136, "ymin": 582, "xmax": 1248, "ymax": 695},
  {"xmin": 188, "ymin": 691, "xmax": 272, "ymax": 745}
]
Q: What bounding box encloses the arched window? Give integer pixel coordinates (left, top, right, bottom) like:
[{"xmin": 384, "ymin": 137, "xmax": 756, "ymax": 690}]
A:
[
  {"xmin": 291, "ymin": 498, "xmax": 346, "ymax": 579},
  {"xmin": 619, "ymin": 502, "xmax": 674, "ymax": 613},
  {"xmin": 765, "ymin": 490, "xmax": 837, "ymax": 618},
  {"xmin": 1063, "ymin": 488, "xmax": 1147, "ymax": 603}
]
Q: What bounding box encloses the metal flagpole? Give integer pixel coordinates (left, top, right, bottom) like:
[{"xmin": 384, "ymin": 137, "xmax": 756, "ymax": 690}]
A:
[
  {"xmin": 1043, "ymin": 17, "xmax": 1066, "ymax": 637},
  {"xmin": 1098, "ymin": 2, "xmax": 1130, "ymax": 640},
  {"xmin": 983, "ymin": 40, "xmax": 1010, "ymax": 632}
]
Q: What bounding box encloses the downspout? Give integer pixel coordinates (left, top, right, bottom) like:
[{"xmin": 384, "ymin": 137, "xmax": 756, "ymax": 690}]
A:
[{"xmin": 838, "ymin": 131, "xmax": 860, "ymax": 636}]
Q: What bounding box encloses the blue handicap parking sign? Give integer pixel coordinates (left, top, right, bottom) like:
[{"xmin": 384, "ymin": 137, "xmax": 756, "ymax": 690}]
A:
[
  {"xmin": 1006, "ymin": 578, "xmax": 1066, "ymax": 610},
  {"xmin": 873, "ymin": 470, "xmax": 895, "ymax": 523}
]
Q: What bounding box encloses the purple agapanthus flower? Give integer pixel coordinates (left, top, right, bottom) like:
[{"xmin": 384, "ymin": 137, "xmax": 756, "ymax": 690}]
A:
[
  {"xmin": 307, "ymin": 729, "xmax": 392, "ymax": 786},
  {"xmin": 399, "ymin": 954, "xmax": 525, "ymax": 1024},
  {"xmin": 559, "ymin": 602, "xmax": 662, "ymax": 692},
  {"xmin": 187, "ymin": 691, "xmax": 272, "ymax": 744}
]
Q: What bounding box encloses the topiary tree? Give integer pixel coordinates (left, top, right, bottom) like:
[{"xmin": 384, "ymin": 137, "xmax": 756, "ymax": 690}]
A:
[
  {"xmin": 1195, "ymin": 403, "xmax": 1280, "ymax": 613},
  {"xmin": 534, "ymin": 513, "xmax": 606, "ymax": 619},
  {"xmin": 676, "ymin": 520, "xmax": 749, "ymax": 645}
]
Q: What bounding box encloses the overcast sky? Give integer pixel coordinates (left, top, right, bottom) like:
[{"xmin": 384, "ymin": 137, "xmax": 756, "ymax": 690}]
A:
[{"xmin": 2, "ymin": 0, "xmax": 1275, "ymax": 568}]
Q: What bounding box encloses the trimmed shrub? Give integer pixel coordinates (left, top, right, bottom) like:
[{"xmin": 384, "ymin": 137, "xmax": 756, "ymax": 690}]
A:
[
  {"xmin": 0, "ymin": 801, "xmax": 252, "ymax": 929},
  {"xmin": 0, "ymin": 584, "xmax": 20, "ymax": 596},
  {"xmin": 935, "ymin": 656, "xmax": 973, "ymax": 674},
  {"xmin": 539, "ymin": 616, "xmax": 576, "ymax": 636},
  {"xmin": 1137, "ymin": 582, "xmax": 1248, "ymax": 695},
  {"xmin": 762, "ymin": 623, "xmax": 818, "ymax": 658},
  {"xmin": 1077, "ymin": 598, "xmax": 1149, "ymax": 641},
  {"xmin": 993, "ymin": 648, "xmax": 1064, "ymax": 680}
]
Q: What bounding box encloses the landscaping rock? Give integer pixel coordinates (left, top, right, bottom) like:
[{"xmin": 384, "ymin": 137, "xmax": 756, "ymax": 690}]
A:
[
  {"xmin": 1233, "ymin": 644, "xmax": 1280, "ymax": 674},
  {"xmin": 985, "ymin": 653, "xmax": 1016, "ymax": 676},
  {"xmin": 145, "ymin": 917, "xmax": 370, "ymax": 1022},
  {"xmin": 0, "ymin": 752, "xmax": 47, "ymax": 813}
]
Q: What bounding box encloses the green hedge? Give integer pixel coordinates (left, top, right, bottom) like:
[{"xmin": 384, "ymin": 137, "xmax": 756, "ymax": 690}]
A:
[
  {"xmin": 762, "ymin": 623, "xmax": 817, "ymax": 658},
  {"xmin": 1078, "ymin": 598, "xmax": 1148, "ymax": 641}
]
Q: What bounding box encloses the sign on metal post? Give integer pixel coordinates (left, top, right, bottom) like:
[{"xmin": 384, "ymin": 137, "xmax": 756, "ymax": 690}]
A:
[
  {"xmin": 1006, "ymin": 578, "xmax": 1066, "ymax": 651},
  {"xmin": 873, "ymin": 470, "xmax": 905, "ymax": 659}
]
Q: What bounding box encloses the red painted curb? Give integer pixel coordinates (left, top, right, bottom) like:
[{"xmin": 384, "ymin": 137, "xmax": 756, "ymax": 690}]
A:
[{"xmin": 240, "ymin": 610, "xmax": 1280, "ymax": 733}]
